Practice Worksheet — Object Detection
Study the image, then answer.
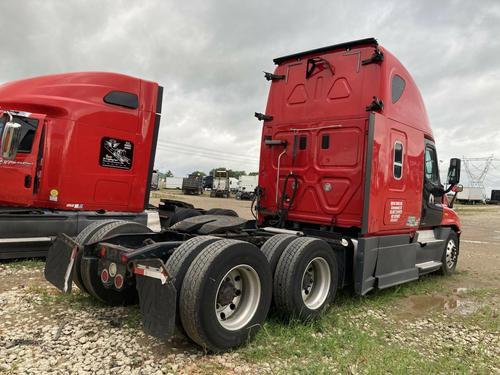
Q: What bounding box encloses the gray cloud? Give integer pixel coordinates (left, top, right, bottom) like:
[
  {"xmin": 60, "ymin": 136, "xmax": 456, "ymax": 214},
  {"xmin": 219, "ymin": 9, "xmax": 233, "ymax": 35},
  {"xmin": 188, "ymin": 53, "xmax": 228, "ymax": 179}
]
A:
[{"xmin": 1, "ymin": 0, "xmax": 499, "ymax": 189}]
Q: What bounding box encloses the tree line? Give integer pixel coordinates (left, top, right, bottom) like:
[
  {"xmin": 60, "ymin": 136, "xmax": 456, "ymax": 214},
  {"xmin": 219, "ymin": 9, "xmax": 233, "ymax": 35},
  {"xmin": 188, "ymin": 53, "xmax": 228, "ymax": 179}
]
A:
[{"xmin": 156, "ymin": 168, "xmax": 258, "ymax": 179}]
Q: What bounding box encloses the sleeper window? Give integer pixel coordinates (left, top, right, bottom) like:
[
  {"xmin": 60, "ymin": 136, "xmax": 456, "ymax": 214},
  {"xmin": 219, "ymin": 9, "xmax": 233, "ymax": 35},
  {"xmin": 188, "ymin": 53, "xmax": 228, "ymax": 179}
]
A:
[
  {"xmin": 392, "ymin": 75, "xmax": 405, "ymax": 103},
  {"xmin": 393, "ymin": 142, "xmax": 403, "ymax": 179},
  {"xmin": 299, "ymin": 136, "xmax": 307, "ymax": 150},
  {"xmin": 321, "ymin": 134, "xmax": 330, "ymax": 149}
]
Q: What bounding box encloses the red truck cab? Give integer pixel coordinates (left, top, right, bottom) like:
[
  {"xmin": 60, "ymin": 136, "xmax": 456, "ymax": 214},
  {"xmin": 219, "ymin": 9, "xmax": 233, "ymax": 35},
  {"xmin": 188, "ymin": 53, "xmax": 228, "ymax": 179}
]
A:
[
  {"xmin": 257, "ymin": 38, "xmax": 461, "ymax": 294},
  {"xmin": 0, "ymin": 72, "xmax": 162, "ymax": 258}
]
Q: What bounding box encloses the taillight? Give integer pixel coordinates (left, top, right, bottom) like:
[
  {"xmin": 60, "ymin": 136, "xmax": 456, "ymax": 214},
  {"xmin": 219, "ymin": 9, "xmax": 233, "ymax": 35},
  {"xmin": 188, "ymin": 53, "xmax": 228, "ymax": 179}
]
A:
[
  {"xmin": 99, "ymin": 246, "xmax": 106, "ymax": 258},
  {"xmin": 120, "ymin": 255, "xmax": 128, "ymax": 264},
  {"xmin": 100, "ymin": 269, "xmax": 109, "ymax": 283},
  {"xmin": 114, "ymin": 274, "xmax": 124, "ymax": 289}
]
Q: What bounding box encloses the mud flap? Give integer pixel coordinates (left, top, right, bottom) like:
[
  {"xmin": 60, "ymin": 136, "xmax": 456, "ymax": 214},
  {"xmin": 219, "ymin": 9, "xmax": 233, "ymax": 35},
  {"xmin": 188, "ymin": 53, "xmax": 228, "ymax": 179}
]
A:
[
  {"xmin": 134, "ymin": 259, "xmax": 176, "ymax": 341},
  {"xmin": 44, "ymin": 234, "xmax": 79, "ymax": 293}
]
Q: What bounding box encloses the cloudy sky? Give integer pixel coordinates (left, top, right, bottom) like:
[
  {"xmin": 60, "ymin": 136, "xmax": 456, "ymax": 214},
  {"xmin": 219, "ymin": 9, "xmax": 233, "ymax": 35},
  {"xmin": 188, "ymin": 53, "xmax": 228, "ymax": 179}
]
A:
[{"xmin": 1, "ymin": 0, "xmax": 499, "ymax": 188}]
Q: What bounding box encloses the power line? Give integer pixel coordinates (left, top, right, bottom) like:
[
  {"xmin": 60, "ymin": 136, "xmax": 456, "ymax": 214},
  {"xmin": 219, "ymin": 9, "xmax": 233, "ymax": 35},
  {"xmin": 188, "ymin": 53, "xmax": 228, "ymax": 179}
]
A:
[
  {"xmin": 156, "ymin": 145, "xmax": 259, "ymax": 166},
  {"xmin": 158, "ymin": 140, "xmax": 259, "ymax": 162},
  {"xmin": 162, "ymin": 140, "xmax": 259, "ymax": 157},
  {"xmin": 158, "ymin": 144, "xmax": 259, "ymax": 164}
]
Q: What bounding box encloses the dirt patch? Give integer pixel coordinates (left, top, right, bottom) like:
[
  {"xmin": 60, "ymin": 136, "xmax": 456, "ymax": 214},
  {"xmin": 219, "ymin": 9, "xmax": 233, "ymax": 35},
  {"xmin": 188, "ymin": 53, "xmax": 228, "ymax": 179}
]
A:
[
  {"xmin": 151, "ymin": 190, "xmax": 254, "ymax": 219},
  {"xmin": 391, "ymin": 291, "xmax": 483, "ymax": 321},
  {"xmin": 0, "ymin": 266, "xmax": 45, "ymax": 293}
]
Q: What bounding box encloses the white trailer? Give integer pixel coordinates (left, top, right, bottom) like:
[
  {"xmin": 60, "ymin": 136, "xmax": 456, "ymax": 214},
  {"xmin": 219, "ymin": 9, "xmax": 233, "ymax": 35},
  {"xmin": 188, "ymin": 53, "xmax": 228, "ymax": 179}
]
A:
[
  {"xmin": 165, "ymin": 177, "xmax": 184, "ymax": 190},
  {"xmin": 238, "ymin": 175, "xmax": 258, "ymax": 192},
  {"xmin": 457, "ymin": 187, "xmax": 485, "ymax": 204},
  {"xmin": 236, "ymin": 175, "xmax": 258, "ymax": 200}
]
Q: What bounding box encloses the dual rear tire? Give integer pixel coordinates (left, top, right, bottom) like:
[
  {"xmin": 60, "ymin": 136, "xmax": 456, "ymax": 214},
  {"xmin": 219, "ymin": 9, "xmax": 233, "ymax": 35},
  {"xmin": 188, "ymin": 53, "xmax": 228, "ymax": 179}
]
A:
[
  {"xmin": 263, "ymin": 235, "xmax": 338, "ymax": 320},
  {"xmin": 172, "ymin": 235, "xmax": 338, "ymax": 351},
  {"xmin": 73, "ymin": 220, "xmax": 152, "ymax": 305},
  {"xmin": 171, "ymin": 238, "xmax": 272, "ymax": 352}
]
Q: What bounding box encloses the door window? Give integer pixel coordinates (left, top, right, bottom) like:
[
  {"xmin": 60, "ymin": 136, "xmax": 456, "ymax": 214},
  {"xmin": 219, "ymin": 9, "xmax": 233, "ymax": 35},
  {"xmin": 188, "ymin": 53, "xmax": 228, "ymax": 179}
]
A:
[
  {"xmin": 393, "ymin": 141, "xmax": 403, "ymax": 179},
  {"xmin": 0, "ymin": 114, "xmax": 39, "ymax": 154},
  {"xmin": 15, "ymin": 117, "xmax": 39, "ymax": 153},
  {"xmin": 424, "ymin": 146, "xmax": 440, "ymax": 184}
]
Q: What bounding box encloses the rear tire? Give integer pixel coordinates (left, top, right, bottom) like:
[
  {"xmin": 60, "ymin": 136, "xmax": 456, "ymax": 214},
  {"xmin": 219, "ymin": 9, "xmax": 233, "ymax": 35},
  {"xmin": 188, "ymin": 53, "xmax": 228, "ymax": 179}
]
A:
[
  {"xmin": 165, "ymin": 236, "xmax": 221, "ymax": 330},
  {"xmin": 179, "ymin": 239, "xmax": 272, "ymax": 352},
  {"xmin": 273, "ymin": 237, "xmax": 338, "ymax": 321},
  {"xmin": 261, "ymin": 234, "xmax": 297, "ymax": 275},
  {"xmin": 73, "ymin": 219, "xmax": 120, "ymax": 293},
  {"xmin": 439, "ymin": 231, "xmax": 459, "ymax": 275},
  {"xmin": 81, "ymin": 221, "xmax": 152, "ymax": 305}
]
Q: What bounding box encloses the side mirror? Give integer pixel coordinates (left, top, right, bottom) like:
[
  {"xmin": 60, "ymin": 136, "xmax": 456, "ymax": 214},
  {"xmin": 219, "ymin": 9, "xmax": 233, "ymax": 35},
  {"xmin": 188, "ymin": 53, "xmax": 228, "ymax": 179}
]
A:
[
  {"xmin": 1, "ymin": 114, "xmax": 22, "ymax": 160},
  {"xmin": 447, "ymin": 158, "xmax": 461, "ymax": 186}
]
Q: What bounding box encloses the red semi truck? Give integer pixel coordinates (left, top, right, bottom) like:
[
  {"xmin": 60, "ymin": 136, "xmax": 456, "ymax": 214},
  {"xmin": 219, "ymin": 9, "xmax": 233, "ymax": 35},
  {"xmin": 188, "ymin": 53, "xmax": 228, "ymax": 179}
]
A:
[
  {"xmin": 0, "ymin": 72, "xmax": 162, "ymax": 258},
  {"xmin": 39, "ymin": 38, "xmax": 462, "ymax": 352}
]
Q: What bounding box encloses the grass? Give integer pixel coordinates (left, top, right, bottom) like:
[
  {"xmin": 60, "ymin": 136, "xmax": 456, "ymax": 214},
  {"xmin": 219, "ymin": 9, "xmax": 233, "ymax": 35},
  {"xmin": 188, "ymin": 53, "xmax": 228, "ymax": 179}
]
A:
[
  {"xmin": 14, "ymin": 264, "xmax": 497, "ymax": 374},
  {"xmin": 25, "ymin": 284, "xmax": 104, "ymax": 309},
  {"xmin": 3, "ymin": 258, "xmax": 45, "ymax": 269},
  {"xmin": 453, "ymin": 204, "xmax": 500, "ymax": 216},
  {"xmin": 240, "ymin": 273, "xmax": 497, "ymax": 374}
]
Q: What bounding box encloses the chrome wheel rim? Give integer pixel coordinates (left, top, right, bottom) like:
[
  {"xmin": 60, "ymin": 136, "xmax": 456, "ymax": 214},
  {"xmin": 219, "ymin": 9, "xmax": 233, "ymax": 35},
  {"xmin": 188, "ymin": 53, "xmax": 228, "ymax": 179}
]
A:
[
  {"xmin": 215, "ymin": 265, "xmax": 261, "ymax": 331},
  {"xmin": 301, "ymin": 257, "xmax": 331, "ymax": 310},
  {"xmin": 446, "ymin": 239, "xmax": 458, "ymax": 269}
]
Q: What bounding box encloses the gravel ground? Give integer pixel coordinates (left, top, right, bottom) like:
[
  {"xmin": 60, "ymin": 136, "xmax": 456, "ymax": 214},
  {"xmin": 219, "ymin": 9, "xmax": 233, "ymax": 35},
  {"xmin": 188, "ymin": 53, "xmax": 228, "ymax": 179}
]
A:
[
  {"xmin": 1, "ymin": 201, "xmax": 499, "ymax": 374},
  {"xmin": 0, "ymin": 265, "xmax": 268, "ymax": 374}
]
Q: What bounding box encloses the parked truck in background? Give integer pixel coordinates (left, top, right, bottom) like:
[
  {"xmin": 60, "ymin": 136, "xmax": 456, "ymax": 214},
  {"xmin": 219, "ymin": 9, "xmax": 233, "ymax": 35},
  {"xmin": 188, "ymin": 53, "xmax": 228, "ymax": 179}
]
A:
[
  {"xmin": 229, "ymin": 177, "xmax": 239, "ymax": 193},
  {"xmin": 236, "ymin": 175, "xmax": 258, "ymax": 200},
  {"xmin": 202, "ymin": 175, "xmax": 213, "ymax": 190},
  {"xmin": 210, "ymin": 170, "xmax": 230, "ymax": 198},
  {"xmin": 39, "ymin": 38, "xmax": 461, "ymax": 353},
  {"xmin": 182, "ymin": 174, "xmax": 204, "ymax": 195}
]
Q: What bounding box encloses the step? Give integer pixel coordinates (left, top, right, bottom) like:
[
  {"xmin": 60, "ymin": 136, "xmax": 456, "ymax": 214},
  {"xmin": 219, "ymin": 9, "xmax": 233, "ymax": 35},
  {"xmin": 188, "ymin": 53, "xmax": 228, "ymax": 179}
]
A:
[
  {"xmin": 417, "ymin": 230, "xmax": 445, "ymax": 245},
  {"xmin": 415, "ymin": 261, "xmax": 442, "ymax": 271}
]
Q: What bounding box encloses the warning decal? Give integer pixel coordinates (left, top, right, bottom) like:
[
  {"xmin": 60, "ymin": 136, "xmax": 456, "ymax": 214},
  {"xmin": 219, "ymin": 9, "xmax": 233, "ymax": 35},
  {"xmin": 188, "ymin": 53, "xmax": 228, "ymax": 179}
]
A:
[
  {"xmin": 389, "ymin": 201, "xmax": 403, "ymax": 223},
  {"xmin": 383, "ymin": 199, "xmax": 407, "ymax": 226},
  {"xmin": 99, "ymin": 137, "xmax": 134, "ymax": 170}
]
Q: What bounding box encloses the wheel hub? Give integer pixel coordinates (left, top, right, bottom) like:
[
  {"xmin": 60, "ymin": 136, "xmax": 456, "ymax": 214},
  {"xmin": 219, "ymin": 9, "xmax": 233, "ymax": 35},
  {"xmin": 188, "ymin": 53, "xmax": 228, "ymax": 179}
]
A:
[
  {"xmin": 217, "ymin": 279, "xmax": 237, "ymax": 306},
  {"xmin": 215, "ymin": 265, "xmax": 261, "ymax": 331},
  {"xmin": 300, "ymin": 257, "xmax": 331, "ymax": 310},
  {"xmin": 446, "ymin": 239, "xmax": 457, "ymax": 269},
  {"xmin": 302, "ymin": 267, "xmax": 315, "ymax": 295}
]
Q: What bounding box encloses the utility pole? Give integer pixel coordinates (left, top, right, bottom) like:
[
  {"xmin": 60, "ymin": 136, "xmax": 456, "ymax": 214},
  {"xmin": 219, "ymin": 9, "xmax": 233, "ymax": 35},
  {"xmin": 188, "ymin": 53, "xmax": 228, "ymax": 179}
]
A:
[{"xmin": 462, "ymin": 155, "xmax": 496, "ymax": 201}]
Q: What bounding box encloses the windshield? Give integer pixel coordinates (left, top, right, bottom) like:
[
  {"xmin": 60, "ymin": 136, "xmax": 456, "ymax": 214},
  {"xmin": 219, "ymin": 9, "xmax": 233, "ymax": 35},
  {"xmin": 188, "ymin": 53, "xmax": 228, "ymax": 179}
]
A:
[{"xmin": 0, "ymin": 116, "xmax": 5, "ymax": 141}]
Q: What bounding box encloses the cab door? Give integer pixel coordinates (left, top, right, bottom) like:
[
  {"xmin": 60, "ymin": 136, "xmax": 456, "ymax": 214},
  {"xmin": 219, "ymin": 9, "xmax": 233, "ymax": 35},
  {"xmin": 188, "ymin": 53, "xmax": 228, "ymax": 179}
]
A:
[
  {"xmin": 420, "ymin": 140, "xmax": 443, "ymax": 227},
  {"xmin": 0, "ymin": 112, "xmax": 45, "ymax": 206}
]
